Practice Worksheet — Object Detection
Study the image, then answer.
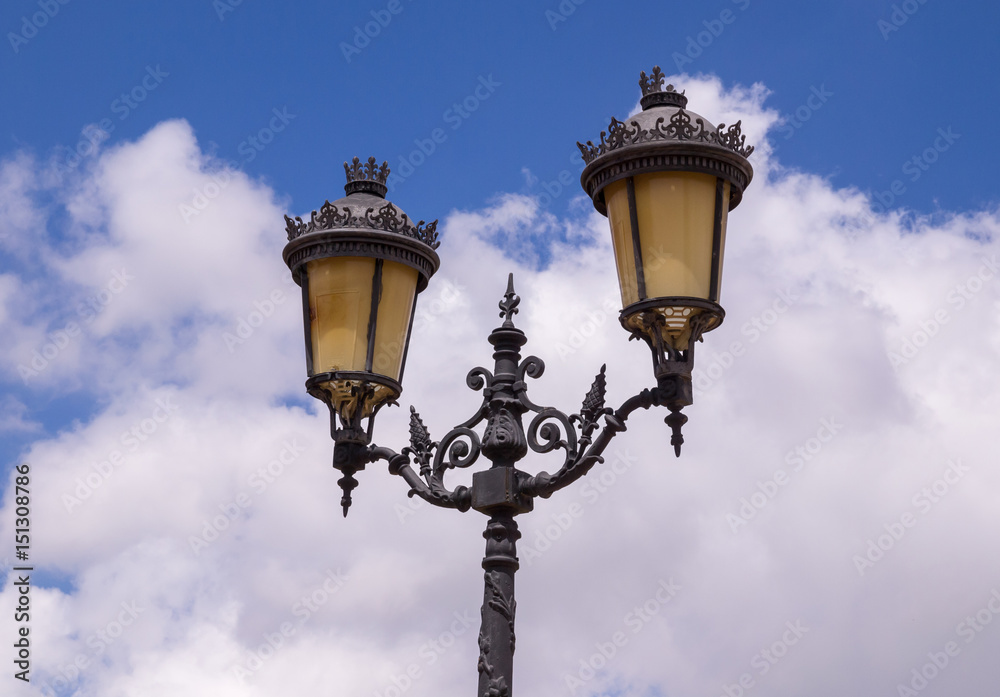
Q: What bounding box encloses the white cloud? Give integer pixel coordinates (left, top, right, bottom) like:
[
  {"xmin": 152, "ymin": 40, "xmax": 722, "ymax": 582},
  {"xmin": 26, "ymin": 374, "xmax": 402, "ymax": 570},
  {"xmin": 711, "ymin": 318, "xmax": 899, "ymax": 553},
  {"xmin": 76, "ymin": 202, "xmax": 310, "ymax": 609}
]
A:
[{"xmin": 1, "ymin": 76, "xmax": 999, "ymax": 697}]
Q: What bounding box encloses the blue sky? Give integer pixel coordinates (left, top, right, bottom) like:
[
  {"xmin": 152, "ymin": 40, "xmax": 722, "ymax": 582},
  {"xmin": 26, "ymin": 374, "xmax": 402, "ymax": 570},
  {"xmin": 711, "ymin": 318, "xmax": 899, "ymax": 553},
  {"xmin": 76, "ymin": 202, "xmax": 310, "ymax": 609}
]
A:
[
  {"xmin": 3, "ymin": 0, "xmax": 997, "ymax": 218},
  {"xmin": 2, "ymin": 2, "xmax": 1000, "ymax": 697}
]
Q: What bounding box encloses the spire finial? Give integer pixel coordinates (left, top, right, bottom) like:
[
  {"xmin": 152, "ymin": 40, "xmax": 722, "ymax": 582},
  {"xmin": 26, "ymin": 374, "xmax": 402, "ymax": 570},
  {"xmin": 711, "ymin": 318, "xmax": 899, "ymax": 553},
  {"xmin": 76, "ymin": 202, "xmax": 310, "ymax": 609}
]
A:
[{"xmin": 498, "ymin": 273, "xmax": 520, "ymax": 328}]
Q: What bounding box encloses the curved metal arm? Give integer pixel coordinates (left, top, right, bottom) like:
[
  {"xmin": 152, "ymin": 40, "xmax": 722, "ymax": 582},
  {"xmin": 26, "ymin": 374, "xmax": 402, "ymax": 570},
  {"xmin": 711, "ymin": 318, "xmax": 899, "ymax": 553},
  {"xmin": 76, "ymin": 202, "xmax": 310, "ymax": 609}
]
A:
[
  {"xmin": 518, "ymin": 386, "xmax": 660, "ymax": 499},
  {"xmin": 369, "ymin": 445, "xmax": 472, "ymax": 511}
]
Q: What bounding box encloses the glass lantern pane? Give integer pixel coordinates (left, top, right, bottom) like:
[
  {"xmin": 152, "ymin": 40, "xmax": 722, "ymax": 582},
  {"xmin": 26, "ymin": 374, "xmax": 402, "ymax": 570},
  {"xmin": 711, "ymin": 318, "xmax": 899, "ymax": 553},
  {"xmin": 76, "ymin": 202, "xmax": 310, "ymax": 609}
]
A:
[
  {"xmin": 306, "ymin": 256, "xmax": 375, "ymax": 375},
  {"xmin": 635, "ymin": 171, "xmax": 717, "ymax": 300},
  {"xmin": 371, "ymin": 261, "xmax": 419, "ymax": 381},
  {"xmin": 604, "ymin": 179, "xmax": 640, "ymax": 307},
  {"xmin": 715, "ymin": 180, "xmax": 731, "ymax": 300}
]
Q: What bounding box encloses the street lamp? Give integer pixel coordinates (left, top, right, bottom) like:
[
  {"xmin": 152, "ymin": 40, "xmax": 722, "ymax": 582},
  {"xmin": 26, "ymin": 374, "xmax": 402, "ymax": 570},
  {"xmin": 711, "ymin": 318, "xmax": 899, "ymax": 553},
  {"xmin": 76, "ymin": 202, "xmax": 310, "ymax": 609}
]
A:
[{"xmin": 282, "ymin": 67, "xmax": 753, "ymax": 696}]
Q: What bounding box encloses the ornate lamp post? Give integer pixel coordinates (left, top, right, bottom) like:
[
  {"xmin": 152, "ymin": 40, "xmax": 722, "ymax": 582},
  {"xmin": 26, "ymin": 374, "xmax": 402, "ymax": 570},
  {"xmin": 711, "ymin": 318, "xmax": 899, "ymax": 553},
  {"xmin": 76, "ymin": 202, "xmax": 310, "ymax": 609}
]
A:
[{"xmin": 282, "ymin": 67, "xmax": 753, "ymax": 696}]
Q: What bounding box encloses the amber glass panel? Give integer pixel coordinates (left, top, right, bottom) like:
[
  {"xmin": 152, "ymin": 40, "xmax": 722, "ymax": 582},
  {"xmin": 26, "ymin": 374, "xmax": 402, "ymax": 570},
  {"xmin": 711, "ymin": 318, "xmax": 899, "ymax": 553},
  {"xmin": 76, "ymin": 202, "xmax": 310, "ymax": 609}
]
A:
[
  {"xmin": 604, "ymin": 179, "xmax": 640, "ymax": 307},
  {"xmin": 306, "ymin": 257, "xmax": 375, "ymax": 375},
  {"xmin": 715, "ymin": 180, "xmax": 731, "ymax": 300},
  {"xmin": 634, "ymin": 172, "xmax": 718, "ymax": 300},
  {"xmin": 371, "ymin": 261, "xmax": 419, "ymax": 381}
]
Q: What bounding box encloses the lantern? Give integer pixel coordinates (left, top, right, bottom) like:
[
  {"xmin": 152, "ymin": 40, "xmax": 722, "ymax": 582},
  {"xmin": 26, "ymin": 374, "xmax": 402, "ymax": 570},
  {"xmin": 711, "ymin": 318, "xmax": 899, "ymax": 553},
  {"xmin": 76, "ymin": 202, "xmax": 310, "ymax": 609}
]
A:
[
  {"xmin": 283, "ymin": 156, "xmax": 440, "ymax": 512},
  {"xmin": 578, "ymin": 67, "xmax": 754, "ymax": 452}
]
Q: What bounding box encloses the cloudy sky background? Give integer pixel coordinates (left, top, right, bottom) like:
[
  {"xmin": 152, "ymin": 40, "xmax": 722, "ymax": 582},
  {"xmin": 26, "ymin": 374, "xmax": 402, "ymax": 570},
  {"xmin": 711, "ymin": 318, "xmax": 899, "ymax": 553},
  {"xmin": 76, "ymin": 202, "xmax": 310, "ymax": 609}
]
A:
[{"xmin": 2, "ymin": 2, "xmax": 999, "ymax": 696}]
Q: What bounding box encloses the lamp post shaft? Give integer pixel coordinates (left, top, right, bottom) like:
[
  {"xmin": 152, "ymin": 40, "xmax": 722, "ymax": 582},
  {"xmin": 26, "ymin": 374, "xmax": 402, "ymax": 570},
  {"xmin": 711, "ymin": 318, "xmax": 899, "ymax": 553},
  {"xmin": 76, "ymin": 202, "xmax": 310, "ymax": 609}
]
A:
[{"xmin": 477, "ymin": 513, "xmax": 519, "ymax": 697}]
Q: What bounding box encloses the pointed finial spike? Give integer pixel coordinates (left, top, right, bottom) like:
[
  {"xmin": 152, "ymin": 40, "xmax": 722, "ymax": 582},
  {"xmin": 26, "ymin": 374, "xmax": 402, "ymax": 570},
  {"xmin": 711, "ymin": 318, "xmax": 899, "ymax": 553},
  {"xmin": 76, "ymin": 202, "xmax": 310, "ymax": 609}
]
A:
[
  {"xmin": 665, "ymin": 409, "xmax": 688, "ymax": 458},
  {"xmin": 498, "ymin": 272, "xmax": 520, "ymax": 327}
]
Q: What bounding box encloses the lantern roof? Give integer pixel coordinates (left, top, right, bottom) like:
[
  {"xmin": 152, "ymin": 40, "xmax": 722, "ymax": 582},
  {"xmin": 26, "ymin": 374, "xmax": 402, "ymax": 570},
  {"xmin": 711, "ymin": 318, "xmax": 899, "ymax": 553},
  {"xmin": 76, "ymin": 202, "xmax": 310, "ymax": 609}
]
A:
[
  {"xmin": 282, "ymin": 156, "xmax": 440, "ymax": 292},
  {"xmin": 577, "ymin": 67, "xmax": 755, "ymax": 214},
  {"xmin": 283, "ymin": 156, "xmax": 439, "ymax": 250}
]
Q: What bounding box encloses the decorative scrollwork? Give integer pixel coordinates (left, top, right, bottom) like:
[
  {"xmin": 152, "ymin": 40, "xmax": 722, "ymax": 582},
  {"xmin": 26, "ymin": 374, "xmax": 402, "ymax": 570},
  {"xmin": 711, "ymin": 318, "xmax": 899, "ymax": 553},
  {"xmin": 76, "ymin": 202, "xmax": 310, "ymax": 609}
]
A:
[
  {"xmin": 516, "ymin": 356, "xmax": 544, "ymax": 382},
  {"xmin": 715, "ymin": 120, "xmax": 755, "ymax": 157},
  {"xmin": 657, "ymin": 109, "xmax": 713, "ymax": 142},
  {"xmin": 467, "ymin": 366, "xmax": 493, "ymax": 392},
  {"xmin": 285, "ymin": 200, "xmax": 440, "ymax": 248},
  {"xmin": 433, "ymin": 426, "xmax": 481, "ymax": 478},
  {"xmin": 526, "ymin": 409, "xmax": 578, "ymax": 462},
  {"xmin": 605, "ymin": 117, "xmax": 639, "ymax": 149},
  {"xmin": 576, "ymin": 107, "xmax": 755, "ymax": 164}
]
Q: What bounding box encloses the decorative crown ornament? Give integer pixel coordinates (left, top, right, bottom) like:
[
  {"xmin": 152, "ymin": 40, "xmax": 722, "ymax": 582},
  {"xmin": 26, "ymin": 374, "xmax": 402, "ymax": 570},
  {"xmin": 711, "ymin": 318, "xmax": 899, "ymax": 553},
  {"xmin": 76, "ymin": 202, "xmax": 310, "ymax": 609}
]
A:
[
  {"xmin": 344, "ymin": 155, "xmax": 390, "ymax": 185},
  {"xmin": 282, "ymin": 155, "xmax": 440, "ymax": 249},
  {"xmin": 577, "ymin": 67, "xmax": 754, "ymax": 169}
]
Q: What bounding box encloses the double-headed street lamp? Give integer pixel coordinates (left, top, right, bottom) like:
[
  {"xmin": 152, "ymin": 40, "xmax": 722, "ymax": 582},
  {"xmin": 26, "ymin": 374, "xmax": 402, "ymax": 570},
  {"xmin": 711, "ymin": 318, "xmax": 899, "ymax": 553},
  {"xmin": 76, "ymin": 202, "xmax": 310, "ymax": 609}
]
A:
[{"xmin": 282, "ymin": 67, "xmax": 753, "ymax": 696}]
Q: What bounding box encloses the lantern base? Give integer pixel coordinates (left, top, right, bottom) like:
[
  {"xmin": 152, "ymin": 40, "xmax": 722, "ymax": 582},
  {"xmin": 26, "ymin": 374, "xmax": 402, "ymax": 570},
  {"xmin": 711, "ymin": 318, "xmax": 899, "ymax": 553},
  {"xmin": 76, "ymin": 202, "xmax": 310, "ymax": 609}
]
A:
[
  {"xmin": 621, "ymin": 298, "xmax": 723, "ymax": 457},
  {"xmin": 306, "ymin": 372, "xmax": 401, "ymax": 427},
  {"xmin": 620, "ymin": 297, "xmax": 724, "ymax": 353},
  {"xmin": 306, "ymin": 372, "xmax": 401, "ymax": 516}
]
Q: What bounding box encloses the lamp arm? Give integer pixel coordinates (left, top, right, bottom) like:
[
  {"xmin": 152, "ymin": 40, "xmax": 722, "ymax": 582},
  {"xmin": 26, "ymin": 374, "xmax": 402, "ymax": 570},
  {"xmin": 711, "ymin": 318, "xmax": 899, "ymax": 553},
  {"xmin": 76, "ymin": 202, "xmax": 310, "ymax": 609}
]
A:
[
  {"xmin": 368, "ymin": 445, "xmax": 472, "ymax": 511},
  {"xmin": 518, "ymin": 386, "xmax": 659, "ymax": 499}
]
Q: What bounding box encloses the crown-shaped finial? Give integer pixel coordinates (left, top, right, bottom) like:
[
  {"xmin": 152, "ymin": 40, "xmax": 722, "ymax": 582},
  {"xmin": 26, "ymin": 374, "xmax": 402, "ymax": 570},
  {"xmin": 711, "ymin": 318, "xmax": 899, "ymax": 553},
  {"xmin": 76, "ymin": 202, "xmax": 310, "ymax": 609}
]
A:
[
  {"xmin": 639, "ymin": 66, "xmax": 666, "ymax": 95},
  {"xmin": 638, "ymin": 67, "xmax": 688, "ymax": 111},
  {"xmin": 343, "ymin": 156, "xmax": 390, "ymax": 197}
]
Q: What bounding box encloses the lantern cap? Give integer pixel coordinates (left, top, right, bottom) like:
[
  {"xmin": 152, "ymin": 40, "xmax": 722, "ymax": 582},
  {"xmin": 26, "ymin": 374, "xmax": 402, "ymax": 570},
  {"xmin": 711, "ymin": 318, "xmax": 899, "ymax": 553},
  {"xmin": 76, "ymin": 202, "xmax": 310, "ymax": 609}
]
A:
[
  {"xmin": 344, "ymin": 156, "xmax": 390, "ymax": 198},
  {"xmin": 283, "ymin": 156, "xmax": 439, "ymax": 250},
  {"xmin": 577, "ymin": 67, "xmax": 755, "ymax": 214},
  {"xmin": 282, "ymin": 155, "xmax": 441, "ymax": 292},
  {"xmin": 638, "ymin": 66, "xmax": 688, "ymax": 110}
]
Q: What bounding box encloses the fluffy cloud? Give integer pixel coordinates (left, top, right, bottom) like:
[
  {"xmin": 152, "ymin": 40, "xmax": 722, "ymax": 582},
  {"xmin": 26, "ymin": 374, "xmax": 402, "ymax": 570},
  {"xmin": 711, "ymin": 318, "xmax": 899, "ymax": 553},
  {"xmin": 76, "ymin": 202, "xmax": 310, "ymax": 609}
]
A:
[{"xmin": 1, "ymin": 75, "xmax": 999, "ymax": 697}]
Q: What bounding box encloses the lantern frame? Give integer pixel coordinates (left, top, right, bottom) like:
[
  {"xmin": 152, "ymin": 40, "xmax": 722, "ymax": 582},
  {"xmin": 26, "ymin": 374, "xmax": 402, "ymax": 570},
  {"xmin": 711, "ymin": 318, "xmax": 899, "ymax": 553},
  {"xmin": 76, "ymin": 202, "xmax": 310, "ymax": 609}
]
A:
[
  {"xmin": 283, "ymin": 157, "xmax": 440, "ymax": 511},
  {"xmin": 577, "ymin": 66, "xmax": 755, "ymax": 449}
]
